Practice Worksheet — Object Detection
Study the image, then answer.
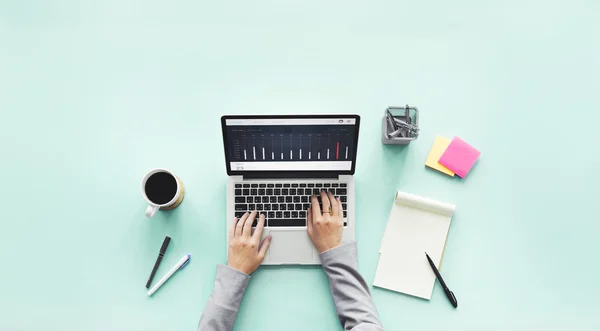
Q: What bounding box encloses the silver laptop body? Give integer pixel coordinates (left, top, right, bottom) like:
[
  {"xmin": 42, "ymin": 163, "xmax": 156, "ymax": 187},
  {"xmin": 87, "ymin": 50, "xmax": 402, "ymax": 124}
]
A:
[{"xmin": 222, "ymin": 115, "xmax": 360, "ymax": 265}]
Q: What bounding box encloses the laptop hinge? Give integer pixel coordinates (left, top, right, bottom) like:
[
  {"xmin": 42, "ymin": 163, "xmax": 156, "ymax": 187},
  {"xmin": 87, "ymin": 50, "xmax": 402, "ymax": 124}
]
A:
[{"xmin": 243, "ymin": 172, "xmax": 340, "ymax": 180}]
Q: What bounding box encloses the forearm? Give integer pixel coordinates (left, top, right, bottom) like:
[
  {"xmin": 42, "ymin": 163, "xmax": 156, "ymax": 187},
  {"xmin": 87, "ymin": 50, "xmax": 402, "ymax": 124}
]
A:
[
  {"xmin": 320, "ymin": 242, "xmax": 384, "ymax": 331},
  {"xmin": 198, "ymin": 265, "xmax": 250, "ymax": 331}
]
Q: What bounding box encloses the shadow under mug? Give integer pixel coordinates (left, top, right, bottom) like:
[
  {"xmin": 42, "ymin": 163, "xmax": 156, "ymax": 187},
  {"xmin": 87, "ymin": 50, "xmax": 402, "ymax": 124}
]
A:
[{"xmin": 141, "ymin": 168, "xmax": 185, "ymax": 218}]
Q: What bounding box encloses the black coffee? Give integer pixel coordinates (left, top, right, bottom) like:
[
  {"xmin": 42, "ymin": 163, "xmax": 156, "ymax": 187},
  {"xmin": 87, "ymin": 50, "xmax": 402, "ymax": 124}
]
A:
[{"xmin": 145, "ymin": 172, "xmax": 177, "ymax": 205}]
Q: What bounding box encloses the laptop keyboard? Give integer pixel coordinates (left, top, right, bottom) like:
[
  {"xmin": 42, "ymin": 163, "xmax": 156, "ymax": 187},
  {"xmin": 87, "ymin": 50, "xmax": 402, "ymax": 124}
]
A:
[{"xmin": 234, "ymin": 182, "xmax": 348, "ymax": 227}]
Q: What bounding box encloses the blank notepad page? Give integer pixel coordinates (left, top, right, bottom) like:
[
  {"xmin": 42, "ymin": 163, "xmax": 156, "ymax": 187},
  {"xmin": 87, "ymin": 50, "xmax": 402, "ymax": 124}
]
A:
[{"xmin": 374, "ymin": 192, "xmax": 456, "ymax": 300}]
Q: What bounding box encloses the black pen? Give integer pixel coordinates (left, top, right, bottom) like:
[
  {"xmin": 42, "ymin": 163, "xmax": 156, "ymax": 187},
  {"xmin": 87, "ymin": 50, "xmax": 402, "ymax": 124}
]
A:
[
  {"xmin": 425, "ymin": 252, "xmax": 458, "ymax": 308},
  {"xmin": 146, "ymin": 236, "xmax": 171, "ymax": 288}
]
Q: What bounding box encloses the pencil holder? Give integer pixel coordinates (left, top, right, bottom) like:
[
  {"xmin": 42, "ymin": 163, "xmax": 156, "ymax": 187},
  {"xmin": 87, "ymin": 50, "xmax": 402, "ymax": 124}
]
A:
[{"xmin": 381, "ymin": 105, "xmax": 419, "ymax": 145}]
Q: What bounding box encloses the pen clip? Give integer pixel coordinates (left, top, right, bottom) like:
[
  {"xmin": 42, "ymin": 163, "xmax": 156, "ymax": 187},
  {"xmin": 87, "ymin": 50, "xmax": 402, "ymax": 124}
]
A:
[
  {"xmin": 448, "ymin": 290, "xmax": 458, "ymax": 308},
  {"xmin": 179, "ymin": 254, "xmax": 191, "ymax": 270},
  {"xmin": 159, "ymin": 236, "xmax": 171, "ymax": 254}
]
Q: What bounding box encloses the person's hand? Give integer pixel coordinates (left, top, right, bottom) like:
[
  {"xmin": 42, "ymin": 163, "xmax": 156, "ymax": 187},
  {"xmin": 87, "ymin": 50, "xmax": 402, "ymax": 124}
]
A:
[
  {"xmin": 307, "ymin": 191, "xmax": 344, "ymax": 253},
  {"xmin": 228, "ymin": 211, "xmax": 272, "ymax": 275}
]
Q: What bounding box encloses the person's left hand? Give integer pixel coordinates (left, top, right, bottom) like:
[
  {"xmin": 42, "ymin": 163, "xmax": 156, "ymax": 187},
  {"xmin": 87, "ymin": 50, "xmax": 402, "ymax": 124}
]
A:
[{"xmin": 227, "ymin": 211, "xmax": 272, "ymax": 275}]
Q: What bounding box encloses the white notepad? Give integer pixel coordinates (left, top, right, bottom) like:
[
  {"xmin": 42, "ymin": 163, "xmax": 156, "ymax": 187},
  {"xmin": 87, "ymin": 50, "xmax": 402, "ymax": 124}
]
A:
[{"xmin": 374, "ymin": 191, "xmax": 456, "ymax": 300}]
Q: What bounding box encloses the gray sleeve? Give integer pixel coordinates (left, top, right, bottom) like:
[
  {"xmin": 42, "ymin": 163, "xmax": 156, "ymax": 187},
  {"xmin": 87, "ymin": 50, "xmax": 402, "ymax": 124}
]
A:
[
  {"xmin": 320, "ymin": 242, "xmax": 385, "ymax": 331},
  {"xmin": 198, "ymin": 265, "xmax": 250, "ymax": 331}
]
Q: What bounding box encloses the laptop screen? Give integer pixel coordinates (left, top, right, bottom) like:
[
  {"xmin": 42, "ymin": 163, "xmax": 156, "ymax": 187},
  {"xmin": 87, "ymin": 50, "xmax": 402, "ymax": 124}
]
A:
[{"xmin": 222, "ymin": 115, "xmax": 360, "ymax": 174}]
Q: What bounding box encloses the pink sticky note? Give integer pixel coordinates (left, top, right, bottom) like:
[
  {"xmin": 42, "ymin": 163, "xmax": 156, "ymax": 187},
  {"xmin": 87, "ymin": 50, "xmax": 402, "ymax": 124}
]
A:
[{"xmin": 438, "ymin": 137, "xmax": 480, "ymax": 178}]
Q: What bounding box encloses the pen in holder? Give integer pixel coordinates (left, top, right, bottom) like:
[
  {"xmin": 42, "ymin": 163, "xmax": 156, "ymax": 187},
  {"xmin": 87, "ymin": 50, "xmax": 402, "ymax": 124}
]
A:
[{"xmin": 382, "ymin": 105, "xmax": 419, "ymax": 145}]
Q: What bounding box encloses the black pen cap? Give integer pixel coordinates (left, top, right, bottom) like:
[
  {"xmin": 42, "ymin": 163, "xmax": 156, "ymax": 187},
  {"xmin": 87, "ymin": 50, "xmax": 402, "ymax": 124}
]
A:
[{"xmin": 160, "ymin": 236, "xmax": 171, "ymax": 254}]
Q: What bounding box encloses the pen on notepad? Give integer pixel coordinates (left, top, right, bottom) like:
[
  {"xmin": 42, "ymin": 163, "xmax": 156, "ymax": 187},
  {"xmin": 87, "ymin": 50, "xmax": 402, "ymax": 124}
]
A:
[{"xmin": 425, "ymin": 252, "xmax": 458, "ymax": 308}]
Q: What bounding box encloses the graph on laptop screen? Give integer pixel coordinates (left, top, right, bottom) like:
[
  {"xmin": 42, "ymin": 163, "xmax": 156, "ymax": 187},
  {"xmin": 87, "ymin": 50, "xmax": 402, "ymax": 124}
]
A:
[{"xmin": 225, "ymin": 118, "xmax": 357, "ymax": 171}]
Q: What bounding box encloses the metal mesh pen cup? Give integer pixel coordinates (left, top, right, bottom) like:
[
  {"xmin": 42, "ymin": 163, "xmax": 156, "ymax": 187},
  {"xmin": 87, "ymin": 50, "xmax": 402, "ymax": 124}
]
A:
[{"xmin": 381, "ymin": 105, "xmax": 419, "ymax": 145}]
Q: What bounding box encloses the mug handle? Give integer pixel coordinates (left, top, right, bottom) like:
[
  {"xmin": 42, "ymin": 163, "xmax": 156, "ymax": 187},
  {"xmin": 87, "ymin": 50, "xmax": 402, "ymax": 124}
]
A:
[{"xmin": 146, "ymin": 205, "xmax": 160, "ymax": 218}]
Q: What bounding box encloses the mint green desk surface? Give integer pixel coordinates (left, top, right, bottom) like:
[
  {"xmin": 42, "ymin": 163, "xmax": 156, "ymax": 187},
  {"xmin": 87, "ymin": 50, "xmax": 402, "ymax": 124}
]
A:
[{"xmin": 1, "ymin": 1, "xmax": 599, "ymax": 330}]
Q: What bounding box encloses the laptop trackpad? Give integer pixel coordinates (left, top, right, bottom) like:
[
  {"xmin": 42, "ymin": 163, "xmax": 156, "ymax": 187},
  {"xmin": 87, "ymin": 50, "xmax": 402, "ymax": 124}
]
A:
[{"xmin": 269, "ymin": 230, "xmax": 314, "ymax": 264}]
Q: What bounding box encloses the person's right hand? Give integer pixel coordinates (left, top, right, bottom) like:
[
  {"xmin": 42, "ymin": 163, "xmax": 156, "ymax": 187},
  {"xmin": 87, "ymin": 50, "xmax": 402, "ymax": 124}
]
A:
[
  {"xmin": 307, "ymin": 191, "xmax": 344, "ymax": 253},
  {"xmin": 227, "ymin": 211, "xmax": 272, "ymax": 275}
]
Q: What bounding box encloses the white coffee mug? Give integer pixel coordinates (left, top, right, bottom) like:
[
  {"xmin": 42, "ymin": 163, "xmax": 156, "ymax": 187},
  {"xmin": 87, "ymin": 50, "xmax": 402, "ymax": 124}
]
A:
[{"xmin": 141, "ymin": 168, "xmax": 185, "ymax": 218}]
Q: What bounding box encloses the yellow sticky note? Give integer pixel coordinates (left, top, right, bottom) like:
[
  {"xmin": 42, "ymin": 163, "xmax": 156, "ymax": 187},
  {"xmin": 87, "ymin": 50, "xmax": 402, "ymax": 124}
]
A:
[{"xmin": 425, "ymin": 136, "xmax": 455, "ymax": 176}]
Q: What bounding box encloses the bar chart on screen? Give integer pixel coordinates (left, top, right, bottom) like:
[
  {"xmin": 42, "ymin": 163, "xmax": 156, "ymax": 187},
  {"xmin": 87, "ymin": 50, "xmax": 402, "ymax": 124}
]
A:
[
  {"xmin": 224, "ymin": 117, "xmax": 357, "ymax": 171},
  {"xmin": 229, "ymin": 132, "xmax": 353, "ymax": 163}
]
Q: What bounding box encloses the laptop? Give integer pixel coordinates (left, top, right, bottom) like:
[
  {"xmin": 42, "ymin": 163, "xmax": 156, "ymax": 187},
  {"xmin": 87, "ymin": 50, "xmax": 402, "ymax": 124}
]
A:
[{"xmin": 222, "ymin": 115, "xmax": 361, "ymax": 265}]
